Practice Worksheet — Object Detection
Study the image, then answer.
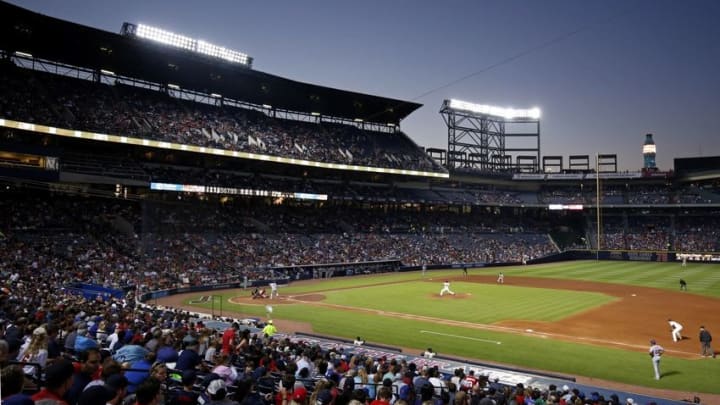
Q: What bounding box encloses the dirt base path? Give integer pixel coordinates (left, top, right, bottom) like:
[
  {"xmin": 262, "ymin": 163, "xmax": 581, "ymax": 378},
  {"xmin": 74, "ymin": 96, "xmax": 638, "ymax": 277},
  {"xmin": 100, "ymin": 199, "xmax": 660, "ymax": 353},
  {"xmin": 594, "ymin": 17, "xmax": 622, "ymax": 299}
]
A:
[{"xmin": 156, "ymin": 275, "xmax": 720, "ymax": 403}]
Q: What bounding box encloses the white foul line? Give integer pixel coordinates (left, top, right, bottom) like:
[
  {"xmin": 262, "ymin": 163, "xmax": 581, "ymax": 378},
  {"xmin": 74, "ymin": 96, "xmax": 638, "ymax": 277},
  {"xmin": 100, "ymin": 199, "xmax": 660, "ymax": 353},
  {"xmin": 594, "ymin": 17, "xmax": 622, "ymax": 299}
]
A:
[{"xmin": 421, "ymin": 330, "xmax": 502, "ymax": 345}]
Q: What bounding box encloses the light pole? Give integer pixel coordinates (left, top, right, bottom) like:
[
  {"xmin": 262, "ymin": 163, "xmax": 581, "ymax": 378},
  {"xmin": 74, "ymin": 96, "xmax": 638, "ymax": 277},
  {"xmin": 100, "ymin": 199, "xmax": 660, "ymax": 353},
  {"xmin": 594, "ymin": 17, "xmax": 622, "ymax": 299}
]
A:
[{"xmin": 211, "ymin": 295, "xmax": 223, "ymax": 319}]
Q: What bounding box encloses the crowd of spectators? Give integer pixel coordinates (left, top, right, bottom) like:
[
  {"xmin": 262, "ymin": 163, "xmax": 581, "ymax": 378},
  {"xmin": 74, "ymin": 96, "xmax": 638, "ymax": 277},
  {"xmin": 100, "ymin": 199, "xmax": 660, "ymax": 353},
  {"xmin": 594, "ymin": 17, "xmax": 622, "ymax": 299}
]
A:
[
  {"xmin": 0, "ymin": 63, "xmax": 442, "ymax": 173},
  {"xmin": 534, "ymin": 185, "xmax": 720, "ymax": 206},
  {"xmin": 673, "ymin": 217, "xmax": 720, "ymax": 253},
  {"xmin": 0, "ymin": 286, "xmax": 656, "ymax": 405},
  {"xmin": 0, "ymin": 192, "xmax": 559, "ymax": 293},
  {"xmin": 598, "ymin": 217, "xmax": 671, "ymax": 251}
]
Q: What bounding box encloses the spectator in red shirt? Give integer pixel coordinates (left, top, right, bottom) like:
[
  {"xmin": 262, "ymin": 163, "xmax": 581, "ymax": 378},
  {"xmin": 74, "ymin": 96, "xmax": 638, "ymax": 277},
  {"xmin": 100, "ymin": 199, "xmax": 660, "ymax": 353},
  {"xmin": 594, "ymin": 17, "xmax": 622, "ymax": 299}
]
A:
[
  {"xmin": 371, "ymin": 387, "xmax": 392, "ymax": 405},
  {"xmin": 222, "ymin": 323, "xmax": 239, "ymax": 354}
]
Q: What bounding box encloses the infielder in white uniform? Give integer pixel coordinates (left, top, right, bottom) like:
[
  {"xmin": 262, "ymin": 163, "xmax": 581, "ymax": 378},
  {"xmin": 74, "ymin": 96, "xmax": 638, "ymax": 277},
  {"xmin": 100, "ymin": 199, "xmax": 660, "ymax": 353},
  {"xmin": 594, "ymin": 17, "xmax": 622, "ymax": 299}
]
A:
[
  {"xmin": 668, "ymin": 319, "xmax": 683, "ymax": 342},
  {"xmin": 269, "ymin": 282, "xmax": 278, "ymax": 299},
  {"xmin": 440, "ymin": 280, "xmax": 455, "ymax": 296}
]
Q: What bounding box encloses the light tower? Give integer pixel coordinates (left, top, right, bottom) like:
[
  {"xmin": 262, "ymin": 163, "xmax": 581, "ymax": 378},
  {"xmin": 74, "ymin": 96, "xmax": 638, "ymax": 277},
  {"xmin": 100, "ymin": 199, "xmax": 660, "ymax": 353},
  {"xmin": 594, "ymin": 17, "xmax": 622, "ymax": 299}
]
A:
[
  {"xmin": 642, "ymin": 133, "xmax": 657, "ymax": 170},
  {"xmin": 440, "ymin": 99, "xmax": 541, "ymax": 173}
]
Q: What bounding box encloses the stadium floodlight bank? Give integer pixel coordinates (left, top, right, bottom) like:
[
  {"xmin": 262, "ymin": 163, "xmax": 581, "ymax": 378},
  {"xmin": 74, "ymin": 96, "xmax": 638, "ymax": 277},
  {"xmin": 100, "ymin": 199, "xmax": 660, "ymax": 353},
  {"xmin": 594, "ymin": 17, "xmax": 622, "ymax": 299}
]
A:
[
  {"xmin": 446, "ymin": 99, "xmax": 541, "ymax": 120},
  {"xmin": 121, "ymin": 23, "xmax": 253, "ymax": 67}
]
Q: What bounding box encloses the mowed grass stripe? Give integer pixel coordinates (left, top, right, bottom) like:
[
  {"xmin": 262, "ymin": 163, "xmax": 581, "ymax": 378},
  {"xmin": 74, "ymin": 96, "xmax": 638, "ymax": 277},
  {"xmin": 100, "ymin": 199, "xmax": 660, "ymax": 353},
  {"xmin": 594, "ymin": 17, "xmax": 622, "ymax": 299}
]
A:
[{"xmin": 494, "ymin": 261, "xmax": 720, "ymax": 297}]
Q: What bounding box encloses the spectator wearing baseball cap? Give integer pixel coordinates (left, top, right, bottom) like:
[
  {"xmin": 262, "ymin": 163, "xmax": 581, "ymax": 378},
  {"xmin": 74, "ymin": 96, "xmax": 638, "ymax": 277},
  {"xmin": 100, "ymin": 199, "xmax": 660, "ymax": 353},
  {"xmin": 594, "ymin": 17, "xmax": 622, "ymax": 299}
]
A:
[
  {"xmin": 291, "ymin": 386, "xmax": 308, "ymax": 404},
  {"xmin": 175, "ymin": 336, "xmax": 202, "ymax": 372},
  {"xmin": 135, "ymin": 377, "xmax": 162, "ymax": 405},
  {"xmin": 167, "ymin": 370, "xmax": 200, "ymax": 405},
  {"xmin": 105, "ymin": 374, "xmax": 129, "ymax": 403},
  {"xmin": 78, "ymin": 385, "xmax": 115, "ymax": 405},
  {"xmin": 206, "ymin": 378, "xmax": 239, "ymax": 405},
  {"xmin": 315, "ymin": 389, "xmax": 334, "ymax": 405},
  {"xmin": 1, "ymin": 365, "xmax": 34, "ymax": 405},
  {"xmin": 32, "ymin": 359, "xmax": 75, "ymax": 405}
]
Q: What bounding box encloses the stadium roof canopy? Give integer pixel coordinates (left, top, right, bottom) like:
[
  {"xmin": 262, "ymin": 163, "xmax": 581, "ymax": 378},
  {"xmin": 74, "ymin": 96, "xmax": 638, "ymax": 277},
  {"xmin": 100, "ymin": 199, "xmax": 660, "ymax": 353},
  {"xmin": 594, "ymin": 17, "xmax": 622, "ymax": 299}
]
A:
[{"xmin": 0, "ymin": 2, "xmax": 421, "ymax": 125}]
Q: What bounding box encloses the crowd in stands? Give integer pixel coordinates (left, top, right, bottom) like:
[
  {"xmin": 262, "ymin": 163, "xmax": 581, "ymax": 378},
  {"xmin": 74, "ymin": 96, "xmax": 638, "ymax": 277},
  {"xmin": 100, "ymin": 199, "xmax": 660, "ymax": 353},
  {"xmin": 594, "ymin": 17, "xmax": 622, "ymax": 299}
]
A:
[
  {"xmin": 0, "ymin": 63, "xmax": 442, "ymax": 173},
  {"xmin": 599, "ymin": 217, "xmax": 670, "ymax": 251},
  {"xmin": 534, "ymin": 185, "xmax": 720, "ymax": 206},
  {"xmin": 0, "ymin": 287, "xmax": 657, "ymax": 405},
  {"xmin": 0, "ymin": 192, "xmax": 559, "ymax": 294},
  {"xmin": 674, "ymin": 217, "xmax": 720, "ymax": 253}
]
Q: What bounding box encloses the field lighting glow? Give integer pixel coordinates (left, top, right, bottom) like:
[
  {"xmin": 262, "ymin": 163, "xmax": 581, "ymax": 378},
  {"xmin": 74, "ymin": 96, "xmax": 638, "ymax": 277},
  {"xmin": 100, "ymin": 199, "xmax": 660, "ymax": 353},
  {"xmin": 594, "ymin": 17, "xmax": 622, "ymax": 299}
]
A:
[
  {"xmin": 132, "ymin": 23, "xmax": 252, "ymax": 67},
  {"xmin": 448, "ymin": 99, "xmax": 541, "ymax": 120}
]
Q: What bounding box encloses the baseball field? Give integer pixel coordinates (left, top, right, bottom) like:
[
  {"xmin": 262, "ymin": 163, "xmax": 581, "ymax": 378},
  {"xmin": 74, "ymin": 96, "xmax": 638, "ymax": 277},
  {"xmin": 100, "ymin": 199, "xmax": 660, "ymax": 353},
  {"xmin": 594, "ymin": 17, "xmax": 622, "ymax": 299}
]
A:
[{"xmin": 162, "ymin": 260, "xmax": 720, "ymax": 398}]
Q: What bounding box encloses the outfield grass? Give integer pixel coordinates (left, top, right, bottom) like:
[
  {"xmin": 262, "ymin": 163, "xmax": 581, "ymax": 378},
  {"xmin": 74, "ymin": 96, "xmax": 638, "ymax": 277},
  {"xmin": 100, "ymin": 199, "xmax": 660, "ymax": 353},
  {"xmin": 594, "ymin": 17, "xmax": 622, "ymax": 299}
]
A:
[
  {"xmin": 322, "ymin": 282, "xmax": 615, "ymax": 323},
  {"xmin": 487, "ymin": 260, "xmax": 720, "ymax": 298},
  {"xmin": 185, "ymin": 261, "xmax": 720, "ymax": 394}
]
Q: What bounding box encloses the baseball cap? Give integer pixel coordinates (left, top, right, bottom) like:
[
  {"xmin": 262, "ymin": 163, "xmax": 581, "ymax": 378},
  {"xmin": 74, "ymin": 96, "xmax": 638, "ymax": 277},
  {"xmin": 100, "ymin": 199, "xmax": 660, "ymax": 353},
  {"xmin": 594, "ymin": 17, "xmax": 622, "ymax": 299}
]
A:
[
  {"xmin": 79, "ymin": 385, "xmax": 115, "ymax": 405},
  {"xmin": 626, "ymin": 398, "xmax": 634, "ymax": 404},
  {"xmin": 45, "ymin": 360, "xmax": 75, "ymax": 388},
  {"xmin": 182, "ymin": 370, "xmax": 197, "ymax": 386},
  {"xmin": 268, "ymin": 320, "xmax": 273, "ymax": 324},
  {"xmin": 105, "ymin": 374, "xmax": 129, "ymax": 391},
  {"xmin": 33, "ymin": 326, "xmax": 47, "ymax": 336},
  {"xmin": 562, "ymin": 385, "xmax": 569, "ymax": 392},
  {"xmin": 317, "ymin": 390, "xmax": 333, "ymax": 405},
  {"xmin": 207, "ymin": 379, "xmax": 227, "ymax": 396},
  {"xmin": 292, "ymin": 386, "xmax": 308, "ymax": 402},
  {"xmin": 183, "ymin": 334, "xmax": 199, "ymax": 346}
]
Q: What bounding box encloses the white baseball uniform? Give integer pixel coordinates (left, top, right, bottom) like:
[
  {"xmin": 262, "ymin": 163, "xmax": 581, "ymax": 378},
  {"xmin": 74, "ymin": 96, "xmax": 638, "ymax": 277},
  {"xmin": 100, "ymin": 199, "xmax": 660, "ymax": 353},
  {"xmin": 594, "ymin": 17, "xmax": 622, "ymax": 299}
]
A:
[
  {"xmin": 269, "ymin": 282, "xmax": 278, "ymax": 299},
  {"xmin": 440, "ymin": 281, "xmax": 455, "ymax": 296},
  {"xmin": 669, "ymin": 320, "xmax": 683, "ymax": 342}
]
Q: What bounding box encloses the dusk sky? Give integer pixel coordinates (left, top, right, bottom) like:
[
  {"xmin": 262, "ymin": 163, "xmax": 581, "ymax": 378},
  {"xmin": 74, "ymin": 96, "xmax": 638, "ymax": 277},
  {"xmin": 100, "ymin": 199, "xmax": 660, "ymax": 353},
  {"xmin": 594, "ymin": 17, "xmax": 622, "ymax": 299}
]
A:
[{"xmin": 9, "ymin": 0, "xmax": 720, "ymax": 171}]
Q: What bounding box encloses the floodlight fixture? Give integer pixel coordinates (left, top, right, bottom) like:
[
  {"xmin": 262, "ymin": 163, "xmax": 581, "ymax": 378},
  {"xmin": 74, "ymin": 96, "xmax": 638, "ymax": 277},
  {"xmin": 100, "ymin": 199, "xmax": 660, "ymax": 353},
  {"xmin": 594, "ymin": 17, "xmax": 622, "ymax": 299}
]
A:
[
  {"xmin": 210, "ymin": 93, "xmax": 222, "ymax": 98},
  {"xmin": 14, "ymin": 51, "xmax": 33, "ymax": 58},
  {"xmin": 447, "ymin": 99, "xmax": 541, "ymax": 120},
  {"xmin": 167, "ymin": 83, "xmax": 180, "ymax": 89},
  {"xmin": 125, "ymin": 23, "xmax": 252, "ymax": 67},
  {"xmin": 197, "ymin": 40, "xmax": 251, "ymax": 65},
  {"xmin": 310, "ymin": 112, "xmax": 321, "ymax": 116},
  {"xmin": 100, "ymin": 69, "xmax": 116, "ymax": 76},
  {"xmin": 136, "ymin": 24, "xmax": 194, "ymax": 50},
  {"xmin": 354, "ymin": 118, "xmax": 364, "ymax": 122},
  {"xmin": 262, "ymin": 104, "xmax": 272, "ymax": 109}
]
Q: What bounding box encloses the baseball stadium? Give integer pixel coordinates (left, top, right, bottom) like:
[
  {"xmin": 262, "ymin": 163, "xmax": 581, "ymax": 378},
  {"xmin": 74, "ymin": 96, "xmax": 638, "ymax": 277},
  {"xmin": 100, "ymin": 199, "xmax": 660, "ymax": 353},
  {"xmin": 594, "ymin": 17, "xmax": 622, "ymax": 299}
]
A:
[{"xmin": 1, "ymin": 2, "xmax": 719, "ymax": 405}]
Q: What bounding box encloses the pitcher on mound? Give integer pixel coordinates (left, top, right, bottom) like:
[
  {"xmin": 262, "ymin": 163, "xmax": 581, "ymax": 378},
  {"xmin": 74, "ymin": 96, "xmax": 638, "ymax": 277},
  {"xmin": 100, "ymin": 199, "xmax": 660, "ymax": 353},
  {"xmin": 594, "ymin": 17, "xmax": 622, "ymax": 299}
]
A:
[{"xmin": 440, "ymin": 280, "xmax": 455, "ymax": 296}]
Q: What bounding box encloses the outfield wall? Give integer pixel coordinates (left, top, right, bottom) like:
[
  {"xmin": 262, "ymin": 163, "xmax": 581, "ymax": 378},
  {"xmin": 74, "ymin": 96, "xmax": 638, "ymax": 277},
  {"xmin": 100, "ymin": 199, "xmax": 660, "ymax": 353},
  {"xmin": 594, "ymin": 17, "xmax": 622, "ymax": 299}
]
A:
[{"xmin": 530, "ymin": 250, "xmax": 720, "ymax": 264}]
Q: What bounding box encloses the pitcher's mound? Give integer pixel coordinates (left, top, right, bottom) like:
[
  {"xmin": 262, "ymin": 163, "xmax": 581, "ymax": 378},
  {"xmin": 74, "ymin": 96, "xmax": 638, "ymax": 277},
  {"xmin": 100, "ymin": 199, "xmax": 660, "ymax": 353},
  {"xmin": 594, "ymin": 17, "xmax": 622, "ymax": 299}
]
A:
[{"xmin": 431, "ymin": 293, "xmax": 471, "ymax": 299}]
